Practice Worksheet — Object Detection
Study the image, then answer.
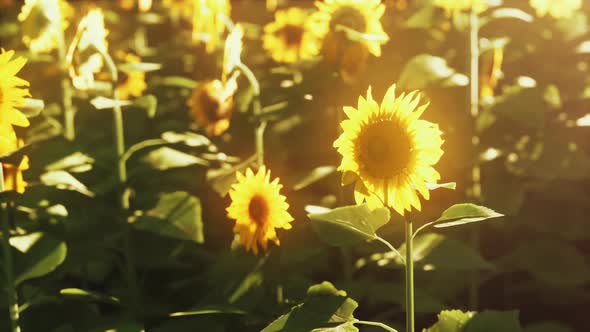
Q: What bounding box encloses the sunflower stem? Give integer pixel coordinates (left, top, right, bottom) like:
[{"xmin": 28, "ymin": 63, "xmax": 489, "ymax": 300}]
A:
[
  {"xmin": 405, "ymin": 219, "xmax": 415, "ymax": 332},
  {"xmin": 468, "ymin": 7, "xmax": 481, "ymax": 311},
  {"xmin": 57, "ymin": 15, "xmax": 76, "ymax": 141},
  {"xmin": 0, "ymin": 164, "xmax": 21, "ymax": 332},
  {"xmin": 104, "ymin": 50, "xmax": 140, "ymax": 318},
  {"xmin": 236, "ymin": 62, "xmax": 266, "ymax": 167}
]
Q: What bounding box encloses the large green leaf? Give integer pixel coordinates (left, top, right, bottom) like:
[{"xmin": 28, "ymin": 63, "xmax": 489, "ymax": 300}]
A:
[
  {"xmin": 433, "ymin": 204, "xmax": 503, "ymax": 228},
  {"xmin": 262, "ymin": 281, "xmax": 359, "ymax": 332},
  {"xmin": 11, "ymin": 232, "xmax": 67, "ymax": 285},
  {"xmin": 308, "ymin": 204, "xmax": 390, "ymax": 247},
  {"xmin": 464, "ymin": 310, "xmax": 522, "ymax": 332},
  {"xmin": 133, "ymin": 191, "xmax": 204, "ymax": 243},
  {"xmin": 422, "ymin": 310, "xmax": 475, "ymax": 332}
]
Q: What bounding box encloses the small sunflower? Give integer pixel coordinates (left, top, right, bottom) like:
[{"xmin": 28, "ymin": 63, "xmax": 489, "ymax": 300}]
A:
[
  {"xmin": 226, "ymin": 167, "xmax": 293, "ymax": 254},
  {"xmin": 67, "ymin": 8, "xmax": 109, "ymax": 91},
  {"xmin": 310, "ymin": 0, "xmax": 389, "ymax": 58},
  {"xmin": 187, "ymin": 77, "xmax": 236, "ymax": 137},
  {"xmin": 263, "ymin": 7, "xmax": 320, "ymax": 64},
  {"xmin": 334, "ymin": 84, "xmax": 444, "ymax": 215},
  {"xmin": 529, "ymin": 0, "xmax": 581, "ymax": 19},
  {"xmin": 192, "ymin": 0, "xmax": 231, "ymax": 54},
  {"xmin": 116, "ymin": 53, "xmax": 147, "ymax": 100},
  {"xmin": 18, "ymin": 0, "xmax": 73, "ymax": 54},
  {"xmin": 0, "ymin": 50, "xmax": 31, "ymax": 131},
  {"xmin": 434, "ymin": 0, "xmax": 488, "ymax": 14}
]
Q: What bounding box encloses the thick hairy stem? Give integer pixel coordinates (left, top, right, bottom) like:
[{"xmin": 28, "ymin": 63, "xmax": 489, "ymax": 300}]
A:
[{"xmin": 405, "ymin": 219, "xmax": 414, "ymax": 332}]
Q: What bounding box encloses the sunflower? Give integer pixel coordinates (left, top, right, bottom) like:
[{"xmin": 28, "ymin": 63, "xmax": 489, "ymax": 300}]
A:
[
  {"xmin": 263, "ymin": 7, "xmax": 320, "ymax": 64},
  {"xmin": 310, "ymin": 0, "xmax": 389, "ymax": 58},
  {"xmin": 434, "ymin": 0, "xmax": 488, "ymax": 14},
  {"xmin": 0, "ymin": 50, "xmax": 31, "ymax": 133},
  {"xmin": 334, "ymin": 84, "xmax": 444, "ymax": 215},
  {"xmin": 529, "ymin": 0, "xmax": 581, "ymax": 19},
  {"xmin": 18, "ymin": 0, "xmax": 73, "ymax": 54},
  {"xmin": 192, "ymin": 0, "xmax": 231, "ymax": 53},
  {"xmin": 339, "ymin": 41, "xmax": 369, "ymax": 84},
  {"xmin": 187, "ymin": 78, "xmax": 236, "ymax": 137},
  {"xmin": 67, "ymin": 9, "xmax": 109, "ymax": 91},
  {"xmin": 116, "ymin": 53, "xmax": 147, "ymax": 100},
  {"xmin": 226, "ymin": 167, "xmax": 293, "ymax": 254}
]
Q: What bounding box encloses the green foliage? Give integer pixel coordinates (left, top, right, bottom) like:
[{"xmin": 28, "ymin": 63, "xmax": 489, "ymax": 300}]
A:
[
  {"xmin": 432, "ymin": 204, "xmax": 504, "ymax": 228},
  {"xmin": 308, "ymin": 204, "xmax": 390, "ymax": 247},
  {"xmin": 262, "ymin": 281, "xmax": 359, "ymax": 332},
  {"xmin": 10, "ymin": 232, "xmax": 67, "ymax": 285},
  {"xmin": 422, "ymin": 310, "xmax": 475, "ymax": 332}
]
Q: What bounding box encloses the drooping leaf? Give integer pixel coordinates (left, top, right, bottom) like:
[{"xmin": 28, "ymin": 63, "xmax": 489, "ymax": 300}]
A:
[
  {"xmin": 40, "ymin": 170, "xmax": 95, "ymax": 197},
  {"xmin": 142, "ymin": 147, "xmax": 209, "ymax": 170},
  {"xmin": 423, "ymin": 310, "xmax": 475, "ymax": 332},
  {"xmin": 293, "ymin": 166, "xmax": 336, "ymax": 191},
  {"xmin": 464, "ymin": 310, "xmax": 522, "ymax": 332},
  {"xmin": 133, "ymin": 191, "xmax": 204, "ymax": 243},
  {"xmin": 45, "ymin": 152, "xmax": 94, "ymax": 173},
  {"xmin": 59, "ymin": 288, "xmax": 121, "ymax": 305},
  {"xmin": 432, "ymin": 204, "xmax": 503, "ymax": 228},
  {"xmin": 12, "ymin": 232, "xmax": 67, "ymax": 285},
  {"xmin": 398, "ymin": 54, "xmax": 468, "ymax": 90},
  {"xmin": 262, "ymin": 281, "xmax": 359, "ymax": 332},
  {"xmin": 308, "ymin": 204, "xmax": 390, "ymax": 247}
]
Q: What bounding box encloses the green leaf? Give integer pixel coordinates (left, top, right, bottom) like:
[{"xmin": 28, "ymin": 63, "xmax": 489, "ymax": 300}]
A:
[
  {"xmin": 308, "ymin": 204, "xmax": 390, "ymax": 247},
  {"xmin": 483, "ymin": 8, "xmax": 533, "ymax": 26},
  {"xmin": 433, "ymin": 204, "xmax": 503, "ymax": 228},
  {"xmin": 398, "ymin": 54, "xmax": 468, "ymax": 90},
  {"xmin": 161, "ymin": 131, "xmax": 211, "ymax": 147},
  {"xmin": 206, "ymin": 155, "xmax": 257, "ymax": 197},
  {"xmin": 59, "ymin": 288, "xmax": 121, "ymax": 305},
  {"xmin": 45, "ymin": 152, "xmax": 94, "ymax": 173},
  {"xmin": 423, "ymin": 310, "xmax": 475, "ymax": 332},
  {"xmin": 464, "ymin": 310, "xmax": 522, "ymax": 332},
  {"xmin": 142, "ymin": 147, "xmax": 209, "ymax": 170},
  {"xmin": 133, "ymin": 191, "xmax": 204, "ymax": 243},
  {"xmin": 262, "ymin": 281, "xmax": 359, "ymax": 332},
  {"xmin": 12, "ymin": 232, "xmax": 67, "ymax": 285},
  {"xmin": 293, "ymin": 166, "xmax": 336, "ymax": 191},
  {"xmin": 151, "ymin": 76, "xmax": 198, "ymax": 89},
  {"xmin": 40, "ymin": 170, "xmax": 95, "ymax": 197},
  {"xmin": 488, "ymin": 86, "xmax": 545, "ymax": 130},
  {"xmin": 393, "ymin": 233, "xmax": 494, "ymax": 271},
  {"xmin": 169, "ymin": 308, "xmax": 246, "ymax": 317}
]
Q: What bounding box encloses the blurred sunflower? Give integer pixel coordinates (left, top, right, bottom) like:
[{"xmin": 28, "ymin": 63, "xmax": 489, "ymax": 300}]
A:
[
  {"xmin": 434, "ymin": 0, "xmax": 488, "ymax": 14},
  {"xmin": 18, "ymin": 0, "xmax": 73, "ymax": 54},
  {"xmin": 116, "ymin": 53, "xmax": 147, "ymax": 100},
  {"xmin": 118, "ymin": 0, "xmax": 153, "ymax": 12},
  {"xmin": 529, "ymin": 0, "xmax": 581, "ymax": 19},
  {"xmin": 339, "ymin": 41, "xmax": 369, "ymax": 84},
  {"xmin": 334, "ymin": 84, "xmax": 444, "ymax": 215},
  {"xmin": 192, "ymin": 0, "xmax": 231, "ymax": 53},
  {"xmin": 188, "ymin": 24, "xmax": 242, "ymax": 137},
  {"xmin": 187, "ymin": 79, "xmax": 236, "ymax": 136},
  {"xmin": 67, "ymin": 8, "xmax": 109, "ymax": 91},
  {"xmin": 226, "ymin": 167, "xmax": 293, "ymax": 254},
  {"xmin": 310, "ymin": 0, "xmax": 389, "ymax": 58},
  {"xmin": 0, "ymin": 50, "xmax": 31, "ymax": 132},
  {"xmin": 480, "ymin": 46, "xmax": 503, "ymax": 99},
  {"xmin": 263, "ymin": 7, "xmax": 320, "ymax": 64}
]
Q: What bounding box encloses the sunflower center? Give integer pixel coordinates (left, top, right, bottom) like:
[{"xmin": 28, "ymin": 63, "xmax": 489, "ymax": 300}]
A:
[
  {"xmin": 279, "ymin": 24, "xmax": 304, "ymax": 46},
  {"xmin": 329, "ymin": 6, "xmax": 367, "ymax": 34},
  {"xmin": 358, "ymin": 119, "xmax": 412, "ymax": 179},
  {"xmin": 248, "ymin": 194, "xmax": 269, "ymax": 226}
]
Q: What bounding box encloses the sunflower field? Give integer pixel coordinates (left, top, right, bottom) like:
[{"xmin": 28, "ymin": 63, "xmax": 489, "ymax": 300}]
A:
[{"xmin": 0, "ymin": 0, "xmax": 589, "ymax": 331}]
